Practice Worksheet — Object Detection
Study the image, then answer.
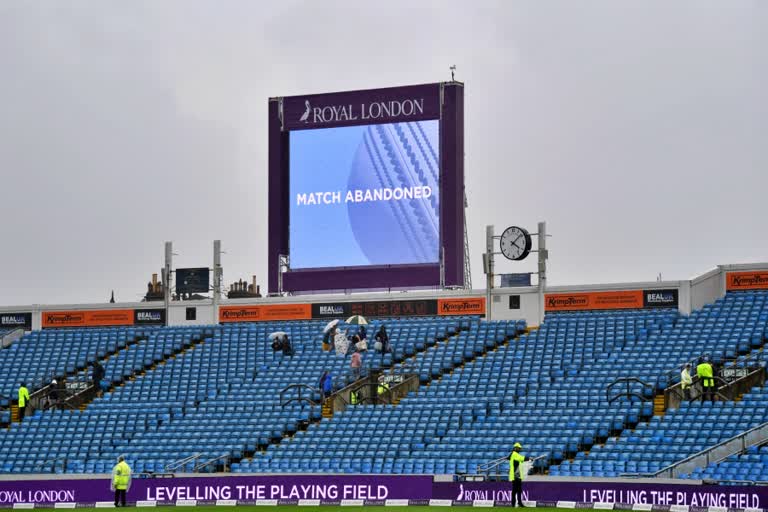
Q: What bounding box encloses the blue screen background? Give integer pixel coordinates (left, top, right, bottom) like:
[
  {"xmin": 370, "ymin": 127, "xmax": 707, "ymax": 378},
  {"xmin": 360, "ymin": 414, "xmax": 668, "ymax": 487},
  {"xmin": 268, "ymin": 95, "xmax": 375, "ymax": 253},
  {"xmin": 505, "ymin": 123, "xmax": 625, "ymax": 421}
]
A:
[{"xmin": 289, "ymin": 120, "xmax": 440, "ymax": 269}]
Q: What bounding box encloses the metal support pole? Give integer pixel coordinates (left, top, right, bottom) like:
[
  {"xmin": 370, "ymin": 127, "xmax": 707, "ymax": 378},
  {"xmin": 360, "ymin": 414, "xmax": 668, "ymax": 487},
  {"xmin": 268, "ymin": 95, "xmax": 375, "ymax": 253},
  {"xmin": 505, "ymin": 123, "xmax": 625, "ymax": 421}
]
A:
[
  {"xmin": 485, "ymin": 225, "xmax": 494, "ymax": 322},
  {"xmin": 278, "ymin": 254, "xmax": 287, "ymax": 295},
  {"xmin": 163, "ymin": 242, "xmax": 173, "ymax": 313},
  {"xmin": 439, "ymin": 247, "xmax": 445, "ymax": 290},
  {"xmin": 213, "ymin": 240, "xmax": 222, "ymax": 320},
  {"xmin": 537, "ymin": 222, "xmax": 547, "ymax": 325}
]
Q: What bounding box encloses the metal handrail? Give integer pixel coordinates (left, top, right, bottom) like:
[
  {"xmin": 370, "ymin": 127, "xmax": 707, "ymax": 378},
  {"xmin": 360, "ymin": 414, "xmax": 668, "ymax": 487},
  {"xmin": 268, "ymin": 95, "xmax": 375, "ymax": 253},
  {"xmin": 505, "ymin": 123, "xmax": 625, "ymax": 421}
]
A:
[
  {"xmin": 194, "ymin": 454, "xmax": 229, "ymax": 472},
  {"xmin": 1, "ymin": 328, "xmax": 25, "ymax": 348},
  {"xmin": 667, "ymin": 371, "xmax": 753, "ymax": 405},
  {"xmin": 605, "ymin": 377, "xmax": 654, "ymax": 403},
  {"xmin": 651, "ymin": 421, "xmax": 768, "ymax": 478},
  {"xmin": 279, "ymin": 384, "xmax": 321, "ymax": 407},
  {"xmin": 34, "ymin": 456, "xmax": 67, "ymax": 472},
  {"xmin": 164, "ymin": 453, "xmax": 203, "ymax": 472},
  {"xmin": 702, "ymin": 479, "xmax": 768, "ymax": 486},
  {"xmin": 477, "ymin": 454, "xmax": 546, "ymax": 479},
  {"xmin": 661, "ymin": 353, "xmax": 712, "ymax": 388},
  {"xmin": 348, "ymin": 379, "xmax": 389, "ymax": 406},
  {"xmin": 477, "ymin": 455, "xmax": 507, "ymax": 474},
  {"xmin": 661, "ymin": 349, "xmax": 765, "ymax": 389}
]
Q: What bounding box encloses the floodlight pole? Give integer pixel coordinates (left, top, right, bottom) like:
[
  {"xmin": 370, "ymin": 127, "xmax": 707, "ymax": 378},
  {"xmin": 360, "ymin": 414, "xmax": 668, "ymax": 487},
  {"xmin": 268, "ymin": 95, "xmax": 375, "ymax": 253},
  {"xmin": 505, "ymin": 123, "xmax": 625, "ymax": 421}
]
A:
[
  {"xmin": 163, "ymin": 242, "xmax": 173, "ymax": 312},
  {"xmin": 278, "ymin": 254, "xmax": 289, "ymax": 296},
  {"xmin": 485, "ymin": 225, "xmax": 494, "ymax": 322},
  {"xmin": 213, "ymin": 240, "xmax": 222, "ymax": 319},
  {"xmin": 439, "ymin": 247, "xmax": 446, "ymax": 289},
  {"xmin": 537, "ymin": 221, "xmax": 548, "ymax": 325}
]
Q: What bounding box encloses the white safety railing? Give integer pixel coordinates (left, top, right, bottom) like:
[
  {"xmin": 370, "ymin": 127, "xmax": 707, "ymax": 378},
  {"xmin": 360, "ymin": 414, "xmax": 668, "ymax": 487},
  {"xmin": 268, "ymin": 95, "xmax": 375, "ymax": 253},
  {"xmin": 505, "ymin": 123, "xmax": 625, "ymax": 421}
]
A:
[{"xmin": 623, "ymin": 422, "xmax": 768, "ymax": 479}]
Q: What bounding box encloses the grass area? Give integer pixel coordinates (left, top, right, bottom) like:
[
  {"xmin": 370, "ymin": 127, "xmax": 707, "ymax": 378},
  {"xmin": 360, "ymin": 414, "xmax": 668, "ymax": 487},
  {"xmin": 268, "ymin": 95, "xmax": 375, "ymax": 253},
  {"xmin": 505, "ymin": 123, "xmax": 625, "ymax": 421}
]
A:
[
  {"xmin": 24, "ymin": 505, "xmax": 563, "ymax": 512},
  {"xmin": 165, "ymin": 505, "xmax": 563, "ymax": 512}
]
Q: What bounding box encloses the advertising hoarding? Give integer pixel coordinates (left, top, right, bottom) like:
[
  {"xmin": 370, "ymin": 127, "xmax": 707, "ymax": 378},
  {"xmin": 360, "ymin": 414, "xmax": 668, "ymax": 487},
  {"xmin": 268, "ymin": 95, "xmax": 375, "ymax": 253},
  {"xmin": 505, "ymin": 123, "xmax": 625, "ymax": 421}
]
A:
[
  {"xmin": 726, "ymin": 271, "xmax": 768, "ymax": 291},
  {"xmin": 269, "ymin": 82, "xmax": 465, "ymax": 293},
  {"xmin": 545, "ymin": 289, "xmax": 680, "ymax": 312},
  {"xmin": 0, "ymin": 312, "xmax": 32, "ymax": 331},
  {"xmin": 219, "ymin": 304, "xmax": 312, "ymax": 323}
]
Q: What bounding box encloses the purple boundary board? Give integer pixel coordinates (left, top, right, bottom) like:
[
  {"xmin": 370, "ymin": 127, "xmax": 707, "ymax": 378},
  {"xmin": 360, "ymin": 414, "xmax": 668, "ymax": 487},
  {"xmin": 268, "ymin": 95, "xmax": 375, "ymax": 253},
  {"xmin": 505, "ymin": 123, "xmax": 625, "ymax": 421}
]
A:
[
  {"xmin": 268, "ymin": 82, "xmax": 465, "ymax": 294},
  {"xmin": 3, "ymin": 476, "xmax": 768, "ymax": 509},
  {"xmin": 0, "ymin": 474, "xmax": 433, "ymax": 505},
  {"xmin": 433, "ymin": 480, "xmax": 768, "ymax": 509}
]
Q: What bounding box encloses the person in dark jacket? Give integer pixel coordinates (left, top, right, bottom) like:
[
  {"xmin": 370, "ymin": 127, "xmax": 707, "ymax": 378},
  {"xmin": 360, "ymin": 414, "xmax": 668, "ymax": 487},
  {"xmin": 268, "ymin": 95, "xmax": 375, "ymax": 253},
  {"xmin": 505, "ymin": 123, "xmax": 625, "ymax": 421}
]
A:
[
  {"xmin": 47, "ymin": 378, "xmax": 59, "ymax": 409},
  {"xmin": 281, "ymin": 335, "xmax": 294, "ymax": 357},
  {"xmin": 375, "ymin": 326, "xmax": 391, "ymax": 354},
  {"xmin": 92, "ymin": 361, "xmax": 105, "ymax": 387}
]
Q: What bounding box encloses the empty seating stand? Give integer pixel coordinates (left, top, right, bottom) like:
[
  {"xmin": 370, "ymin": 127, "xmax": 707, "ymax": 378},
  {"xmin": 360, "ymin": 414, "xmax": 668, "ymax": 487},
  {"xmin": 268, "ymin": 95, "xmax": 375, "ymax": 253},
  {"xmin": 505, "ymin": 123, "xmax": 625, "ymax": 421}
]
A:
[
  {"xmin": 1, "ymin": 290, "xmax": 766, "ymax": 477},
  {"xmin": 551, "ymin": 291, "xmax": 768, "ymax": 478}
]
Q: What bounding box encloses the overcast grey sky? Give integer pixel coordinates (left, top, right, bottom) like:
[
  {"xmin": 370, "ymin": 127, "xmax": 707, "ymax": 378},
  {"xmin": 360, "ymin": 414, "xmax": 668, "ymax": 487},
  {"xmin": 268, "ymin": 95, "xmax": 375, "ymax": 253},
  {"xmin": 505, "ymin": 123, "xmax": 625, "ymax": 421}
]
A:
[{"xmin": 0, "ymin": 1, "xmax": 765, "ymax": 306}]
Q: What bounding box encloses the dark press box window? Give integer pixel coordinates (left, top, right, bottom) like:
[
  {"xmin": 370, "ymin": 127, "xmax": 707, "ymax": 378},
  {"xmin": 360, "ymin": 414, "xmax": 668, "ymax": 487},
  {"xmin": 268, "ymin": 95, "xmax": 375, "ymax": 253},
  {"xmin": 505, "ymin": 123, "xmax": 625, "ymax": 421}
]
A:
[
  {"xmin": 509, "ymin": 295, "xmax": 521, "ymax": 310},
  {"xmin": 186, "ymin": 307, "xmax": 197, "ymax": 321}
]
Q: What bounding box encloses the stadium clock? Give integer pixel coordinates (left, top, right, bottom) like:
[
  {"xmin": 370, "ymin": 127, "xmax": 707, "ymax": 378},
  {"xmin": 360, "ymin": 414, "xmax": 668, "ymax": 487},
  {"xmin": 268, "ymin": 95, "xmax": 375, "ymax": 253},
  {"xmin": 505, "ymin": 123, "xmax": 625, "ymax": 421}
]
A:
[{"xmin": 500, "ymin": 226, "xmax": 532, "ymax": 261}]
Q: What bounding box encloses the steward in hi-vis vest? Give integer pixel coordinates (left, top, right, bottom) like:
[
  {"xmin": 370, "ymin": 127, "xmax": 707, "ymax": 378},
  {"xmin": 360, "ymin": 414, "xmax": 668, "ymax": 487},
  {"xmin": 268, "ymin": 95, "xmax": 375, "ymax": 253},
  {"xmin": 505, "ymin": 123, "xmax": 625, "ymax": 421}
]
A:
[
  {"xmin": 111, "ymin": 456, "xmax": 132, "ymax": 507},
  {"xmin": 509, "ymin": 442, "xmax": 530, "ymax": 507}
]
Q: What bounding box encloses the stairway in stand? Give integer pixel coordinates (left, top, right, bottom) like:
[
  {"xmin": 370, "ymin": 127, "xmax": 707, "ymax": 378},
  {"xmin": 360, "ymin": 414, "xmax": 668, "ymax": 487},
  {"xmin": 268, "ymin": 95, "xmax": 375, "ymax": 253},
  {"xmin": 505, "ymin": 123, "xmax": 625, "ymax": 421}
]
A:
[{"xmin": 321, "ymin": 398, "xmax": 333, "ymax": 419}]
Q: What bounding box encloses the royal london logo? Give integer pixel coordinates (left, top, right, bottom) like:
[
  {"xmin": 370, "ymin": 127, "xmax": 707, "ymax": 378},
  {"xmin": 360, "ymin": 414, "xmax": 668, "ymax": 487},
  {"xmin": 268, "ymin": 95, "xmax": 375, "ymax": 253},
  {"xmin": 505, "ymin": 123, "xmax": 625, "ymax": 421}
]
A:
[
  {"xmin": 300, "ymin": 100, "xmax": 311, "ymax": 123},
  {"xmin": 455, "ymin": 484, "xmax": 517, "ymax": 503},
  {"xmin": 297, "ymin": 98, "xmax": 426, "ymax": 125}
]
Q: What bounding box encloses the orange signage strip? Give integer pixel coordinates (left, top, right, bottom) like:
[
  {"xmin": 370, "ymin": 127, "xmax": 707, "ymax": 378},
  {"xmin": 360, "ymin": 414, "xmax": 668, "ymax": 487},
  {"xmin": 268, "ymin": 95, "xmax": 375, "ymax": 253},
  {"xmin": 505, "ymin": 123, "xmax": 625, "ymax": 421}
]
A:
[
  {"xmin": 42, "ymin": 309, "xmax": 135, "ymax": 328},
  {"xmin": 726, "ymin": 271, "xmax": 768, "ymax": 291},
  {"xmin": 219, "ymin": 304, "xmax": 312, "ymax": 323},
  {"xmin": 545, "ymin": 290, "xmax": 644, "ymax": 312},
  {"xmin": 437, "ymin": 297, "xmax": 486, "ymax": 316}
]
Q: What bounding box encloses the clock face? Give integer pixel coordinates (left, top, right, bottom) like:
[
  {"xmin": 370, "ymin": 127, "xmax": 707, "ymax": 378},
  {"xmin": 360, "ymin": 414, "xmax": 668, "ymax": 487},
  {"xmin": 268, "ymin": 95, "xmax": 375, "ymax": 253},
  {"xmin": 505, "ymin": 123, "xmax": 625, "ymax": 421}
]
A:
[{"xmin": 500, "ymin": 226, "xmax": 532, "ymax": 261}]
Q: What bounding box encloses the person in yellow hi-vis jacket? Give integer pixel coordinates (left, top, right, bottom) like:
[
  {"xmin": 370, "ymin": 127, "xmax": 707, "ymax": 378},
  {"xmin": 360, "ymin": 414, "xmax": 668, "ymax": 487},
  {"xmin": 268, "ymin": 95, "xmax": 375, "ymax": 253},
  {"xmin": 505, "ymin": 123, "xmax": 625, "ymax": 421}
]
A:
[
  {"xmin": 697, "ymin": 358, "xmax": 715, "ymax": 403},
  {"xmin": 111, "ymin": 456, "xmax": 132, "ymax": 507},
  {"xmin": 509, "ymin": 442, "xmax": 531, "ymax": 508},
  {"xmin": 17, "ymin": 383, "xmax": 30, "ymax": 423}
]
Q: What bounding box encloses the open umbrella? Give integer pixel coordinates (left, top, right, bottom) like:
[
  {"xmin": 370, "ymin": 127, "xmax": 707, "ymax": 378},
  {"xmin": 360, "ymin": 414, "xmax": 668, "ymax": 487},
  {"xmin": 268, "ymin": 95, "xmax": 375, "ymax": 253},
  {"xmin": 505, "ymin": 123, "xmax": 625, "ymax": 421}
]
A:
[
  {"xmin": 268, "ymin": 331, "xmax": 287, "ymax": 340},
  {"xmin": 323, "ymin": 319, "xmax": 340, "ymax": 333},
  {"xmin": 346, "ymin": 315, "xmax": 368, "ymax": 325}
]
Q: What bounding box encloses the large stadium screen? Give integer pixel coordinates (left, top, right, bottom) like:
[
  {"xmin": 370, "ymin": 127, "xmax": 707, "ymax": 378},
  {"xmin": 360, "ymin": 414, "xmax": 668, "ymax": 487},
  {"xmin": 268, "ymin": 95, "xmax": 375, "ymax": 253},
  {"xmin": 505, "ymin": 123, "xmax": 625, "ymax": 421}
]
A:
[{"xmin": 289, "ymin": 120, "xmax": 440, "ymax": 269}]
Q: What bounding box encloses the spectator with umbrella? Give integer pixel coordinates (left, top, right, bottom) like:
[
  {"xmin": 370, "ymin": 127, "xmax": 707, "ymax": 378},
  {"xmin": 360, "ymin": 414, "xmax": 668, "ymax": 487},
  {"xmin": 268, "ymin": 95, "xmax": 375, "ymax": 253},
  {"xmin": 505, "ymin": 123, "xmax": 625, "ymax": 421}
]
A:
[
  {"xmin": 334, "ymin": 329, "xmax": 350, "ymax": 356},
  {"xmin": 346, "ymin": 315, "xmax": 369, "ymax": 352},
  {"xmin": 269, "ymin": 332, "xmax": 294, "ymax": 357},
  {"xmin": 322, "ymin": 320, "xmax": 339, "ymax": 351},
  {"xmin": 374, "ymin": 325, "xmax": 391, "ymax": 354}
]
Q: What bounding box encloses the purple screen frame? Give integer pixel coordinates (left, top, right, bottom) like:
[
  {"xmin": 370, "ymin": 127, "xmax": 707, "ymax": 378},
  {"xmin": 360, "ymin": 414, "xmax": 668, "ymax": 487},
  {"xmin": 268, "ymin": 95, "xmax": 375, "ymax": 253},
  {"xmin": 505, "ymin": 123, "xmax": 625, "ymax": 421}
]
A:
[{"xmin": 268, "ymin": 82, "xmax": 465, "ymax": 293}]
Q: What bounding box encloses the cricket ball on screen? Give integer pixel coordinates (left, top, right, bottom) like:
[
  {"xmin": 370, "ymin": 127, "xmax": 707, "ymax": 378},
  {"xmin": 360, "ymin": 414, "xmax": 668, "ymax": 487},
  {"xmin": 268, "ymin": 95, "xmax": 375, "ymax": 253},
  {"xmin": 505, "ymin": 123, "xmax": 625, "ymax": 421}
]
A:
[{"xmin": 346, "ymin": 121, "xmax": 440, "ymax": 266}]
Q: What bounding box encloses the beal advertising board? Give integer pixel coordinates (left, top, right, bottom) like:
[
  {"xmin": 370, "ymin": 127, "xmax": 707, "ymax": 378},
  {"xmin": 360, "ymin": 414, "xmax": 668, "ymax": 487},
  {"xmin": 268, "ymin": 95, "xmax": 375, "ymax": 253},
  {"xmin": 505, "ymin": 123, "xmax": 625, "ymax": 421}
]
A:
[
  {"xmin": 41, "ymin": 308, "xmax": 166, "ymax": 328},
  {"xmin": 0, "ymin": 312, "xmax": 32, "ymax": 331},
  {"xmin": 545, "ymin": 289, "xmax": 679, "ymax": 312}
]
